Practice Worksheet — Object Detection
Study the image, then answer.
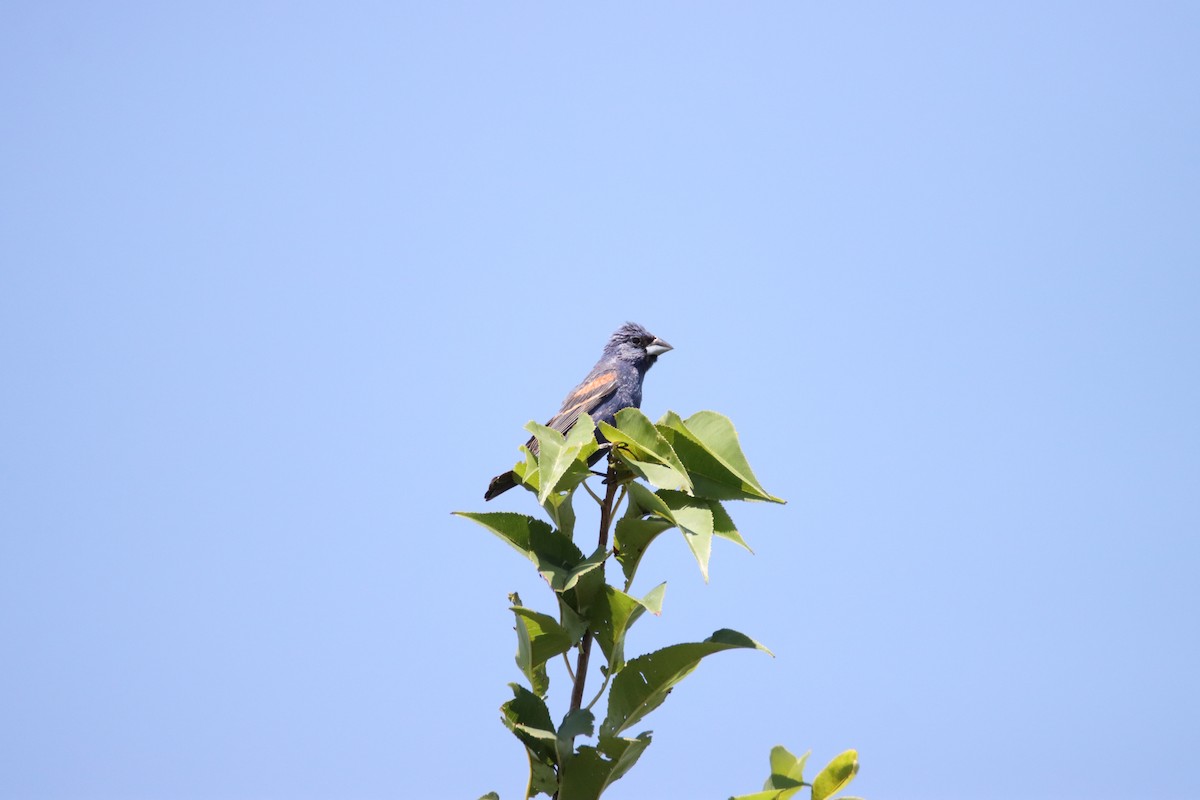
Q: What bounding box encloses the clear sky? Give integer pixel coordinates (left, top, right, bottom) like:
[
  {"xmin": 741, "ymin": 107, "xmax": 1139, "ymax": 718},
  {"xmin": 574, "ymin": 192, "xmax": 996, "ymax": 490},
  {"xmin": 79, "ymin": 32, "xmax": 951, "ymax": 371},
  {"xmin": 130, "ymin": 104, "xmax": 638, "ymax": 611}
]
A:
[{"xmin": 2, "ymin": 3, "xmax": 1198, "ymax": 799}]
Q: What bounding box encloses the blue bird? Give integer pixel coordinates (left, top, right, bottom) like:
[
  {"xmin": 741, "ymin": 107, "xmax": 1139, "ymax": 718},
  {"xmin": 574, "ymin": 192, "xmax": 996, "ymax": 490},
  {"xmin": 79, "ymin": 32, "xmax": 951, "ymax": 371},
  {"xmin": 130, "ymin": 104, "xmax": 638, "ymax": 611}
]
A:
[{"xmin": 484, "ymin": 322, "xmax": 673, "ymax": 500}]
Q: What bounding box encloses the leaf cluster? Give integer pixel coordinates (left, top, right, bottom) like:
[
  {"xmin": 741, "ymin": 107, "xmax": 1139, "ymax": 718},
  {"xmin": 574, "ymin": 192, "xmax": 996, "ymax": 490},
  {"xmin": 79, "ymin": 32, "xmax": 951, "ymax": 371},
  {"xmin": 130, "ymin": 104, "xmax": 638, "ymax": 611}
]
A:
[
  {"xmin": 730, "ymin": 745, "xmax": 862, "ymax": 800},
  {"xmin": 457, "ymin": 409, "xmax": 792, "ymax": 799}
]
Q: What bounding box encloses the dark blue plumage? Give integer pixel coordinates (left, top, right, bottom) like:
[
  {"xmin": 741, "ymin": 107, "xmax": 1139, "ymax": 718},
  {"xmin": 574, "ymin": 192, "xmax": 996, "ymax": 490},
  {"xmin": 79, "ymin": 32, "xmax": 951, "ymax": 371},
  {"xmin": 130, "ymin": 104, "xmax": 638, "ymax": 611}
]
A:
[{"xmin": 484, "ymin": 322, "xmax": 673, "ymax": 500}]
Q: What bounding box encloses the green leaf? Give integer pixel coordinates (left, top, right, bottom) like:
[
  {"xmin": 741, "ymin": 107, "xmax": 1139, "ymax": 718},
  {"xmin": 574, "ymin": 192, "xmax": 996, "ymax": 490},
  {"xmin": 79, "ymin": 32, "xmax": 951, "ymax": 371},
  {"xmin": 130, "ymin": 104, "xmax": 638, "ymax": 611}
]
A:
[
  {"xmin": 729, "ymin": 747, "xmax": 812, "ymax": 800},
  {"xmin": 625, "ymin": 480, "xmax": 674, "ymax": 518},
  {"xmin": 454, "ymin": 512, "xmax": 555, "ymax": 558},
  {"xmin": 729, "ymin": 790, "xmax": 803, "ymax": 800},
  {"xmin": 542, "ymin": 485, "xmax": 578, "ymax": 540},
  {"xmin": 596, "ymin": 733, "xmax": 653, "ymax": 788},
  {"xmin": 590, "ymin": 583, "xmax": 666, "ymax": 674},
  {"xmin": 556, "ymin": 596, "xmax": 588, "ymax": 641},
  {"xmin": 613, "ymin": 516, "xmax": 674, "ymax": 587},
  {"xmin": 812, "ymin": 750, "xmax": 859, "ymax": 800},
  {"xmin": 557, "ymin": 733, "xmax": 653, "ymax": 800},
  {"xmin": 512, "ymin": 607, "xmax": 574, "ymax": 697},
  {"xmin": 477, "ymin": 793, "xmax": 500, "ymax": 800},
  {"xmin": 710, "ymin": 499, "xmax": 753, "ymax": 553},
  {"xmin": 765, "ymin": 745, "xmax": 810, "ymax": 789},
  {"xmin": 557, "ymin": 544, "xmax": 608, "ymax": 621},
  {"xmin": 620, "ymin": 482, "xmax": 720, "ymax": 580},
  {"xmin": 639, "ymin": 582, "xmax": 666, "ymax": 615},
  {"xmin": 556, "ymin": 708, "xmax": 595, "ymax": 768},
  {"xmin": 527, "ymin": 414, "xmax": 599, "ymax": 503},
  {"xmin": 455, "ymin": 511, "xmax": 586, "ymax": 592},
  {"xmin": 500, "ymin": 684, "xmax": 558, "ymax": 798},
  {"xmin": 561, "ymin": 545, "xmax": 607, "ymax": 593},
  {"xmin": 657, "ymin": 489, "xmax": 716, "ymax": 581},
  {"xmin": 681, "ymin": 411, "xmax": 784, "ymax": 502},
  {"xmin": 600, "ymin": 629, "xmax": 770, "ymax": 737},
  {"xmin": 599, "ymin": 408, "xmax": 692, "ymax": 492},
  {"xmin": 657, "ymin": 411, "xmax": 785, "ymax": 503},
  {"xmin": 556, "ymin": 747, "xmax": 609, "ymax": 800},
  {"xmin": 512, "ymin": 443, "xmax": 542, "ymax": 495}
]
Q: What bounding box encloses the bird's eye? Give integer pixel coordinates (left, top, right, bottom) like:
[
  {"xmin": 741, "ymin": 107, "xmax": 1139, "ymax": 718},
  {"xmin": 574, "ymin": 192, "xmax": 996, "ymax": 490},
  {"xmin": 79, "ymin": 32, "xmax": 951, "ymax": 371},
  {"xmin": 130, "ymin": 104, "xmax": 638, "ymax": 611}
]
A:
[{"xmin": 630, "ymin": 336, "xmax": 643, "ymax": 347}]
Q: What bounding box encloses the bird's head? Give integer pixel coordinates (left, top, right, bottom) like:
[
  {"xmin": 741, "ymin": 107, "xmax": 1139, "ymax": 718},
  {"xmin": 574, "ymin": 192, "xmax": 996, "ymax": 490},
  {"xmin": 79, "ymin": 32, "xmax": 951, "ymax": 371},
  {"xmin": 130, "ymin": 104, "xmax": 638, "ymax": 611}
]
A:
[{"xmin": 605, "ymin": 322, "xmax": 673, "ymax": 370}]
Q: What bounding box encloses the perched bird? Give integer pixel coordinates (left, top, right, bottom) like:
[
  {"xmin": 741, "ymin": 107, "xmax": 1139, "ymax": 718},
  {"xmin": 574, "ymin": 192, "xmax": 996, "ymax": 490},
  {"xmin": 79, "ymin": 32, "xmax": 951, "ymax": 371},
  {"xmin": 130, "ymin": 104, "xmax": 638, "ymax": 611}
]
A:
[{"xmin": 484, "ymin": 322, "xmax": 673, "ymax": 500}]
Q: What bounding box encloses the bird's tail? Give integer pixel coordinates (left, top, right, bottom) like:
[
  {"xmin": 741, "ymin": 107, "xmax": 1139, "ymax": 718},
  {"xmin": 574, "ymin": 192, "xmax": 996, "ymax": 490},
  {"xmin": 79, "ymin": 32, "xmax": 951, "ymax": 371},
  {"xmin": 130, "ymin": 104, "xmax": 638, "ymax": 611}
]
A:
[{"xmin": 484, "ymin": 470, "xmax": 518, "ymax": 501}]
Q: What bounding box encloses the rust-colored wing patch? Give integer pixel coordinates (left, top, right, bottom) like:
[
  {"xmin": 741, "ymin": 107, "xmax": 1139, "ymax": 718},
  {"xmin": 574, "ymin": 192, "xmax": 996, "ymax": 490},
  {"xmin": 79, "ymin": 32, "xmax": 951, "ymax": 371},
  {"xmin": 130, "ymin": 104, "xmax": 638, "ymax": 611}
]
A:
[{"xmin": 548, "ymin": 369, "xmax": 617, "ymax": 432}]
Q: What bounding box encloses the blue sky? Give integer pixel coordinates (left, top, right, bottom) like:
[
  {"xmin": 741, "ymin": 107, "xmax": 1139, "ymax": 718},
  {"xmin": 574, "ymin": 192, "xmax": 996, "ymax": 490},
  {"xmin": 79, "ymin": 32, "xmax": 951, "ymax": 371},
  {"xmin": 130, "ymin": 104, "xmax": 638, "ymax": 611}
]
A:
[{"xmin": 2, "ymin": 3, "xmax": 1198, "ymax": 799}]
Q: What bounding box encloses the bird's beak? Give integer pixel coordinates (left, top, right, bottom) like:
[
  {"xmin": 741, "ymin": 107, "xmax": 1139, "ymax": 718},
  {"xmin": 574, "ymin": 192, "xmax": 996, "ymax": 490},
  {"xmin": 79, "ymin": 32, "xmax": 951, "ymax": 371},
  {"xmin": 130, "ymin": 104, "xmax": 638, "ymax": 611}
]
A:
[{"xmin": 645, "ymin": 337, "xmax": 673, "ymax": 357}]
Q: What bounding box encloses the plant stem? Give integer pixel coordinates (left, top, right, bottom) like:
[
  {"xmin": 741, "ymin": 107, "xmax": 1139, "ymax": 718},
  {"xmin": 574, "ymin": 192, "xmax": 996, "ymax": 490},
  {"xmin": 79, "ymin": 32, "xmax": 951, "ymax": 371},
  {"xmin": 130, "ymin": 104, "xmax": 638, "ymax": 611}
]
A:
[
  {"xmin": 584, "ymin": 671, "xmax": 612, "ymax": 712},
  {"xmin": 568, "ymin": 456, "xmax": 619, "ymax": 713}
]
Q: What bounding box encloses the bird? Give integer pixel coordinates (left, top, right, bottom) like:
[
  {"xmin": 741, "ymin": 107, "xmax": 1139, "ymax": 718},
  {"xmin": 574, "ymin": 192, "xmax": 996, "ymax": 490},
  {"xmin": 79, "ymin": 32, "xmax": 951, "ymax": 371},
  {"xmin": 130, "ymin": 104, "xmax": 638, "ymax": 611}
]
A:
[{"xmin": 484, "ymin": 322, "xmax": 673, "ymax": 500}]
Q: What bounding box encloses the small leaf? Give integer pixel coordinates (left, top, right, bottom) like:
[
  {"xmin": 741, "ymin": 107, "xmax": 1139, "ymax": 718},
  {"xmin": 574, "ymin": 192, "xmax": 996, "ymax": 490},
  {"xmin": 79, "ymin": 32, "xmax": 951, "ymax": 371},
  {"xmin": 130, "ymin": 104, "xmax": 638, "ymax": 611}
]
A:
[
  {"xmin": 512, "ymin": 444, "xmax": 541, "ymax": 495},
  {"xmin": 590, "ymin": 583, "xmax": 666, "ymax": 674},
  {"xmin": 500, "ymin": 684, "xmax": 558, "ymax": 797},
  {"xmin": 557, "ymin": 708, "xmax": 595, "ymax": 768},
  {"xmin": 710, "ymin": 499, "xmax": 753, "ymax": 553},
  {"xmin": 512, "ymin": 607, "xmax": 574, "ymax": 697},
  {"xmin": 812, "ymin": 750, "xmax": 859, "ymax": 800},
  {"xmin": 542, "ymin": 485, "xmax": 578, "ymax": 540},
  {"xmin": 600, "ymin": 629, "xmax": 770, "ymax": 737},
  {"xmin": 729, "ymin": 790, "xmax": 803, "ymax": 800},
  {"xmin": 558, "ymin": 544, "xmax": 608, "ymax": 620},
  {"xmin": 765, "ymin": 745, "xmax": 810, "ymax": 789},
  {"xmin": 561, "ymin": 546, "xmax": 607, "ymax": 593},
  {"xmin": 639, "ymin": 582, "xmax": 666, "ymax": 615},
  {"xmin": 613, "ymin": 516, "xmax": 673, "ymax": 587},
  {"xmin": 527, "ymin": 414, "xmax": 599, "ymax": 503},
  {"xmin": 477, "ymin": 793, "xmax": 500, "ymax": 800}
]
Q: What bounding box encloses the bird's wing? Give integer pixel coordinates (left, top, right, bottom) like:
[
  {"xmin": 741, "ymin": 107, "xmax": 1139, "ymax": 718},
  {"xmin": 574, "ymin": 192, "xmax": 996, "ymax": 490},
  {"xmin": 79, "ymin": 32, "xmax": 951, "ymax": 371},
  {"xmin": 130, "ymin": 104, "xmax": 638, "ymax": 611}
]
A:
[{"xmin": 545, "ymin": 368, "xmax": 619, "ymax": 436}]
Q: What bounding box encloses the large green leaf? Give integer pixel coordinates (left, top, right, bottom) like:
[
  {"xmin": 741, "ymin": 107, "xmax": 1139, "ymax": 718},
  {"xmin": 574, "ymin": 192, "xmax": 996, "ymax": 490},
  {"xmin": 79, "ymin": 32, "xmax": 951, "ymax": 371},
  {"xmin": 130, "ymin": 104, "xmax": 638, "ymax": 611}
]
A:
[
  {"xmin": 812, "ymin": 750, "xmax": 859, "ymax": 800},
  {"xmin": 527, "ymin": 414, "xmax": 600, "ymax": 504},
  {"xmin": 590, "ymin": 583, "xmax": 666, "ymax": 674},
  {"xmin": 657, "ymin": 489, "xmax": 716, "ymax": 581},
  {"xmin": 657, "ymin": 411, "xmax": 784, "ymax": 503},
  {"xmin": 623, "ymin": 483, "xmax": 716, "ymax": 581},
  {"xmin": 600, "ymin": 629, "xmax": 771, "ymax": 737},
  {"xmin": 453, "ymin": 512, "xmax": 554, "ymax": 557},
  {"xmin": 455, "ymin": 512, "xmax": 585, "ymax": 591},
  {"xmin": 599, "ymin": 408, "xmax": 692, "ymax": 492},
  {"xmin": 500, "ymin": 684, "xmax": 558, "ymax": 798},
  {"xmin": 512, "ymin": 606, "xmax": 574, "ymax": 697},
  {"xmin": 557, "ymin": 732, "xmax": 653, "ymax": 800}
]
